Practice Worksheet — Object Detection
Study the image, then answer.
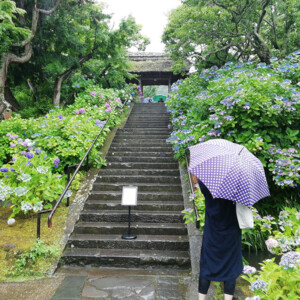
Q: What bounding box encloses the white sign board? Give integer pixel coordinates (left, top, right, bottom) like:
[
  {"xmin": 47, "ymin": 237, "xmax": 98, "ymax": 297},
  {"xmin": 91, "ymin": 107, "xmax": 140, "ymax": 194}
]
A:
[{"xmin": 121, "ymin": 186, "xmax": 138, "ymax": 206}]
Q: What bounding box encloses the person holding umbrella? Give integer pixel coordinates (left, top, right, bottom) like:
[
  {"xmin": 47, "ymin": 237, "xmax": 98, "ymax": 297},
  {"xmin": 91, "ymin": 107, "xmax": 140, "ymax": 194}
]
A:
[{"xmin": 188, "ymin": 139, "xmax": 270, "ymax": 300}]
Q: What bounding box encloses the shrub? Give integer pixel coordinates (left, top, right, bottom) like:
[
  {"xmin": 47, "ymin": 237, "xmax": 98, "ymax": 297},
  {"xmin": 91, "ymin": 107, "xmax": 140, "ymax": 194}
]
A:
[
  {"xmin": 166, "ymin": 51, "xmax": 300, "ymax": 213},
  {"xmin": 0, "ymin": 84, "xmax": 137, "ymax": 219}
]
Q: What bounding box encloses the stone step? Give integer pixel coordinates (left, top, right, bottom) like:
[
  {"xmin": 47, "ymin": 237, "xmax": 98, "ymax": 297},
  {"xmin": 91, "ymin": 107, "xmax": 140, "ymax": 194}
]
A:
[
  {"xmin": 74, "ymin": 222, "xmax": 187, "ymax": 235},
  {"xmin": 106, "ymin": 151, "xmax": 174, "ymax": 158},
  {"xmin": 113, "ymin": 136, "xmax": 169, "ymax": 141},
  {"xmin": 106, "ymin": 156, "xmax": 175, "ymax": 163},
  {"xmin": 61, "ymin": 103, "xmax": 190, "ymax": 271},
  {"xmin": 88, "ymin": 191, "xmax": 183, "ymax": 202},
  {"xmin": 61, "ymin": 248, "xmax": 190, "ymax": 269},
  {"xmin": 109, "ymin": 146, "xmax": 173, "ymax": 152},
  {"xmin": 105, "ymin": 162, "xmax": 178, "ymax": 169},
  {"xmin": 117, "ymin": 129, "xmax": 170, "ymax": 134},
  {"xmin": 84, "ymin": 200, "xmax": 184, "ymax": 211},
  {"xmin": 124, "ymin": 124, "xmax": 169, "ymax": 128},
  {"xmin": 67, "ymin": 234, "xmax": 189, "ymax": 251},
  {"xmin": 80, "ymin": 210, "xmax": 184, "ymax": 223},
  {"xmin": 96, "ymin": 175, "xmax": 181, "ymax": 184},
  {"xmin": 115, "ymin": 131, "xmax": 170, "ymax": 136},
  {"xmin": 97, "ymin": 168, "xmax": 180, "ymax": 176},
  {"xmin": 92, "ymin": 182, "xmax": 182, "ymax": 193},
  {"xmin": 127, "ymin": 116, "xmax": 169, "ymax": 119},
  {"xmin": 124, "ymin": 123, "xmax": 169, "ymax": 127},
  {"xmin": 110, "ymin": 141, "xmax": 171, "ymax": 147}
]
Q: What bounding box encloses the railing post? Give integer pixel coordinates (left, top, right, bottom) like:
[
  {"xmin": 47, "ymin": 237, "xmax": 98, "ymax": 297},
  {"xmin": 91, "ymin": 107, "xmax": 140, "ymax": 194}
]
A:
[
  {"xmin": 86, "ymin": 154, "xmax": 89, "ymax": 172},
  {"xmin": 67, "ymin": 166, "xmax": 71, "ymax": 207},
  {"xmin": 37, "ymin": 213, "xmax": 41, "ymax": 239}
]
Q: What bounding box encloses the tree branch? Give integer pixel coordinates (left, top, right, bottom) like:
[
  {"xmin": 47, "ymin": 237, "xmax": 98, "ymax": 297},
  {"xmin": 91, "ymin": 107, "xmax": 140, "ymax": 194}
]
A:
[
  {"xmin": 37, "ymin": 0, "xmax": 61, "ymax": 15},
  {"xmin": 257, "ymin": 0, "xmax": 271, "ymax": 34}
]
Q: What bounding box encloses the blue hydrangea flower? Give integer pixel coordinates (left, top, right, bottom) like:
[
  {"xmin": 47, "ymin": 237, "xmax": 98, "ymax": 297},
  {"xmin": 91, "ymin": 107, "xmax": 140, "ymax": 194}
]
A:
[
  {"xmin": 250, "ymin": 279, "xmax": 268, "ymax": 292},
  {"xmin": 279, "ymin": 251, "xmax": 300, "ymax": 269},
  {"xmin": 36, "ymin": 166, "xmax": 48, "ymax": 174},
  {"xmin": 15, "ymin": 187, "xmax": 29, "ymax": 197},
  {"xmin": 18, "ymin": 174, "xmax": 32, "ymax": 182},
  {"xmin": 33, "ymin": 202, "xmax": 43, "ymax": 212},
  {"xmin": 21, "ymin": 202, "xmax": 33, "ymax": 212}
]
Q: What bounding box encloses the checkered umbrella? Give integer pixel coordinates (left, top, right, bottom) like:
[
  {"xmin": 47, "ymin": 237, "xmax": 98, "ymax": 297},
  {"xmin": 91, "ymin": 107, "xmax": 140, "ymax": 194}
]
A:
[{"xmin": 188, "ymin": 139, "xmax": 270, "ymax": 207}]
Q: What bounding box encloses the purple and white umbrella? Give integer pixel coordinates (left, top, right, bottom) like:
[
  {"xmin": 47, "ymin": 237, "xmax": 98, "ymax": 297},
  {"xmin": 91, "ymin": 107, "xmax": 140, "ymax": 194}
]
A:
[{"xmin": 188, "ymin": 139, "xmax": 270, "ymax": 207}]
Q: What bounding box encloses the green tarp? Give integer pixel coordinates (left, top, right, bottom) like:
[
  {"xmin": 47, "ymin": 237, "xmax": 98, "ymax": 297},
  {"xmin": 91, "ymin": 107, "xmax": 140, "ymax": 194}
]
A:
[{"xmin": 153, "ymin": 95, "xmax": 167, "ymax": 102}]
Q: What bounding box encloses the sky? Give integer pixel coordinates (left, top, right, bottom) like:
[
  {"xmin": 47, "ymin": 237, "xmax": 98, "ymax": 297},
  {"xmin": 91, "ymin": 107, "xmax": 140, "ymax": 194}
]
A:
[{"xmin": 100, "ymin": 0, "xmax": 182, "ymax": 52}]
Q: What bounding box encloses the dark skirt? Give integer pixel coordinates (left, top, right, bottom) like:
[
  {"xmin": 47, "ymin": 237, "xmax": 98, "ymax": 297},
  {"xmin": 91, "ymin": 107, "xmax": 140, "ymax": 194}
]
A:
[{"xmin": 199, "ymin": 180, "xmax": 243, "ymax": 282}]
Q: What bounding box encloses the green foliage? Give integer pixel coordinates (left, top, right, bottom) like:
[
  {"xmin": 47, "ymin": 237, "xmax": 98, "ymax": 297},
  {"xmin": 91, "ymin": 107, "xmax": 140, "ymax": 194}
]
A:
[
  {"xmin": 143, "ymin": 86, "xmax": 157, "ymax": 98},
  {"xmin": 163, "ymin": 0, "xmax": 300, "ymax": 71},
  {"xmin": 0, "ymin": 0, "xmax": 31, "ymax": 54},
  {"xmin": 10, "ymin": 239, "xmax": 58, "ymax": 277},
  {"xmin": 242, "ymin": 256, "xmax": 300, "ymax": 299},
  {"xmin": 182, "ymin": 186, "xmax": 205, "ymax": 229},
  {"xmin": 166, "ymin": 52, "xmax": 300, "ymax": 213},
  {"xmin": 5, "ymin": 0, "xmax": 148, "ymax": 109}
]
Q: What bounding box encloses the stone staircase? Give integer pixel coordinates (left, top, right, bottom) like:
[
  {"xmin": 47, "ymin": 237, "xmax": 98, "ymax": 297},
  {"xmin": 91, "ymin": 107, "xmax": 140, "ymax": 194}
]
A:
[{"xmin": 60, "ymin": 103, "xmax": 190, "ymax": 270}]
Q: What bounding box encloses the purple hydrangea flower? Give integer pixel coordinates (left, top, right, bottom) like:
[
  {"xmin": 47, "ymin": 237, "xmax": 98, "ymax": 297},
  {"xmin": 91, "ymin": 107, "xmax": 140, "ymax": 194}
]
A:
[
  {"xmin": 35, "ymin": 148, "xmax": 42, "ymax": 155},
  {"xmin": 26, "ymin": 152, "xmax": 34, "ymax": 159},
  {"xmin": 54, "ymin": 158, "xmax": 60, "ymax": 164},
  {"xmin": 0, "ymin": 168, "xmax": 9, "ymax": 172}
]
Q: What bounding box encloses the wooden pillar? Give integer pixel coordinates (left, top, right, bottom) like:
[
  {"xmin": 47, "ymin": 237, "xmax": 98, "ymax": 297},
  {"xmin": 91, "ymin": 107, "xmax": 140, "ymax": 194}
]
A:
[
  {"xmin": 138, "ymin": 77, "xmax": 143, "ymax": 102},
  {"xmin": 168, "ymin": 76, "xmax": 172, "ymax": 94}
]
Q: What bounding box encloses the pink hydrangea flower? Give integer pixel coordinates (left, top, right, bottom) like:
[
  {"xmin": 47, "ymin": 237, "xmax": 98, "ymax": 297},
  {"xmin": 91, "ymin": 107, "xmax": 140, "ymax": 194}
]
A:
[
  {"xmin": 75, "ymin": 110, "xmax": 80, "ymax": 114},
  {"xmin": 265, "ymin": 238, "xmax": 279, "ymax": 253},
  {"xmin": 243, "ymin": 265, "xmax": 256, "ymax": 274},
  {"xmin": 105, "ymin": 103, "xmax": 110, "ymax": 108},
  {"xmin": 105, "ymin": 108, "xmax": 111, "ymax": 113},
  {"xmin": 288, "ymin": 148, "xmax": 297, "ymax": 153},
  {"xmin": 90, "ymin": 91, "xmax": 95, "ymax": 96}
]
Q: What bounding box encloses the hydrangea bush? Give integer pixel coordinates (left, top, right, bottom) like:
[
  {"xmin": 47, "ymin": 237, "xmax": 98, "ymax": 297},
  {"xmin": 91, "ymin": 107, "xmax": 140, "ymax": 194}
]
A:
[
  {"xmin": 242, "ymin": 206, "xmax": 300, "ymax": 299},
  {"xmin": 166, "ymin": 51, "xmax": 300, "ymax": 210},
  {"xmin": 0, "ymin": 84, "xmax": 138, "ymax": 218}
]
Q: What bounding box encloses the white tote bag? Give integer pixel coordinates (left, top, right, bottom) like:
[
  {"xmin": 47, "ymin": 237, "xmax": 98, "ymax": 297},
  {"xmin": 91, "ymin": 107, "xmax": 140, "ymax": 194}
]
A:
[{"xmin": 236, "ymin": 203, "xmax": 254, "ymax": 229}]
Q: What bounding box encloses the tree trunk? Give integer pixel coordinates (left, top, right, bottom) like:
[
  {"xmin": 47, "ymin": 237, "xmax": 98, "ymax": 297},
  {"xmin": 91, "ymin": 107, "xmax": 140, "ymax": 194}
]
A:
[
  {"xmin": 0, "ymin": 0, "xmax": 60, "ymax": 114},
  {"xmin": 0, "ymin": 57, "xmax": 10, "ymax": 114},
  {"xmin": 53, "ymin": 53, "xmax": 93, "ymax": 106},
  {"xmin": 252, "ymin": 31, "xmax": 271, "ymax": 64},
  {"xmin": 5, "ymin": 87, "xmax": 20, "ymax": 111},
  {"xmin": 53, "ymin": 74, "xmax": 68, "ymax": 106}
]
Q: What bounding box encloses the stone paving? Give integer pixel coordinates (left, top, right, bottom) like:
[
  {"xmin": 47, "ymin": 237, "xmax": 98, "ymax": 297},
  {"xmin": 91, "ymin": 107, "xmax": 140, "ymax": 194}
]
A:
[{"xmin": 52, "ymin": 267, "xmax": 191, "ymax": 300}]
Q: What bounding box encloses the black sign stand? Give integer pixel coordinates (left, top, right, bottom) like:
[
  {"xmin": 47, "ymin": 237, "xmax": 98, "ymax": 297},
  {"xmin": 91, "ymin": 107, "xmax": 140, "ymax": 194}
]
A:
[{"xmin": 122, "ymin": 206, "xmax": 137, "ymax": 239}]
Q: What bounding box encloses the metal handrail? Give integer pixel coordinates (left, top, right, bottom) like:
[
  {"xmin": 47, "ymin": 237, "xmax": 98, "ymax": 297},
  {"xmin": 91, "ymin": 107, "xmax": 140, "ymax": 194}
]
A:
[
  {"xmin": 36, "ymin": 100, "xmax": 129, "ymax": 238},
  {"xmin": 185, "ymin": 153, "xmax": 200, "ymax": 229}
]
